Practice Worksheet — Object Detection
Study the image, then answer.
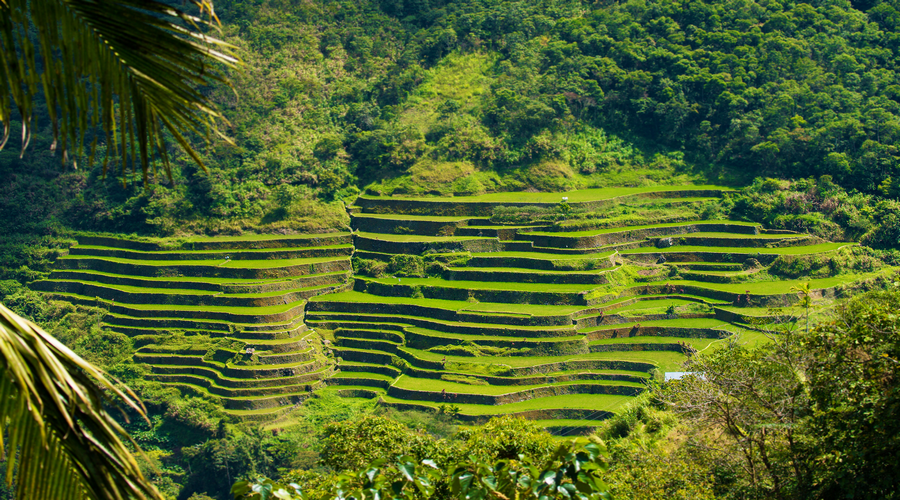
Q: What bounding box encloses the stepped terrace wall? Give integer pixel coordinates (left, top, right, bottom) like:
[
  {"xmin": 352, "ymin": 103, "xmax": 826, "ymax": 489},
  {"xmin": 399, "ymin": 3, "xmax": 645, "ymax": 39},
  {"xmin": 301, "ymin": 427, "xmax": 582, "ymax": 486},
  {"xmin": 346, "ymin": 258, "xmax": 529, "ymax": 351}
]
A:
[
  {"xmin": 353, "ymin": 235, "xmax": 502, "ymax": 254},
  {"xmin": 46, "ymin": 270, "xmax": 350, "ymax": 293},
  {"xmin": 356, "ymin": 280, "xmax": 591, "ymax": 306},
  {"xmin": 385, "ymin": 382, "xmax": 642, "ymax": 406},
  {"xmin": 33, "ymin": 280, "xmax": 348, "ymax": 308},
  {"xmin": 76, "ymin": 233, "xmax": 352, "ymax": 251},
  {"xmin": 68, "ymin": 245, "xmax": 353, "ymax": 261},
  {"xmin": 377, "ymin": 399, "xmax": 615, "ymax": 425},
  {"xmin": 55, "ymin": 256, "xmax": 352, "ymax": 279},
  {"xmin": 520, "ymin": 223, "xmax": 760, "ymax": 250},
  {"xmin": 355, "ymin": 189, "xmax": 728, "ymax": 216},
  {"xmin": 306, "ymin": 303, "xmax": 577, "ymax": 329}
]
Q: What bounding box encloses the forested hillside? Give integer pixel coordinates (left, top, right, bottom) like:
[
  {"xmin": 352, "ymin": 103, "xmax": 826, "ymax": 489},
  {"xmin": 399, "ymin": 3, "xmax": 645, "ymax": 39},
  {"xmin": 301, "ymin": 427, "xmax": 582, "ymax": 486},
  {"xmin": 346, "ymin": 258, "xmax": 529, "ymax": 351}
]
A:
[{"xmin": 5, "ymin": 0, "xmax": 900, "ymax": 239}]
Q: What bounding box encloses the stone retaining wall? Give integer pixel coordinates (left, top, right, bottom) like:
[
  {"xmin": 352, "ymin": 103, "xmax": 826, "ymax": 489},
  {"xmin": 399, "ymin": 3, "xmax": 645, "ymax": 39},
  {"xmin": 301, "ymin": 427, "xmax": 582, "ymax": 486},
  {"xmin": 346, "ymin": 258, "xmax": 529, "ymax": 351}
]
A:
[
  {"xmin": 585, "ymin": 325, "xmax": 730, "ymax": 340},
  {"xmin": 521, "ymin": 223, "xmax": 759, "ymax": 250},
  {"xmin": 360, "ymin": 280, "xmax": 589, "ymax": 306},
  {"xmin": 445, "ymin": 268, "xmax": 610, "ymax": 285},
  {"xmin": 68, "ymin": 245, "xmax": 352, "ymax": 261},
  {"xmin": 404, "ymin": 367, "xmax": 644, "ymax": 386},
  {"xmin": 56, "ymin": 256, "xmax": 351, "ymax": 279},
  {"xmin": 48, "ymin": 270, "xmax": 349, "ymax": 293},
  {"xmin": 352, "ymin": 217, "xmax": 469, "ymax": 236},
  {"xmin": 589, "ymin": 343, "xmax": 690, "ymax": 353},
  {"xmin": 355, "ymin": 190, "xmax": 728, "ymax": 217},
  {"xmin": 353, "ymin": 235, "xmax": 502, "ymax": 254},
  {"xmin": 77, "ymin": 234, "xmax": 352, "ymax": 251},
  {"xmin": 386, "ymin": 382, "xmax": 642, "ymax": 405},
  {"xmin": 307, "ymin": 304, "xmax": 577, "ymax": 333},
  {"xmin": 467, "ymin": 254, "xmax": 616, "ymax": 271}
]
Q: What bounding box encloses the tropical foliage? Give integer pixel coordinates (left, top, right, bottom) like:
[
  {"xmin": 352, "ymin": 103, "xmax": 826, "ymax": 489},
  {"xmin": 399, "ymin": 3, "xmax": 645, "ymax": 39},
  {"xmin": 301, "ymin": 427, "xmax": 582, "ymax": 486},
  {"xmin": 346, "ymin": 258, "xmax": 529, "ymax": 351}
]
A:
[
  {"xmin": 0, "ymin": 0, "xmax": 238, "ymax": 183},
  {"xmin": 0, "ymin": 303, "xmax": 160, "ymax": 500}
]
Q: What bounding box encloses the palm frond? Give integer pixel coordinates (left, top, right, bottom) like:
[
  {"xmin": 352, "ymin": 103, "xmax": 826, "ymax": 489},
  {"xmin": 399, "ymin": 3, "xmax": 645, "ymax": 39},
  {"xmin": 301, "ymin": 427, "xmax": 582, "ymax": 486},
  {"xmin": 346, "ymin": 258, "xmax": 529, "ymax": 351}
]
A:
[
  {"xmin": 0, "ymin": 302, "xmax": 163, "ymax": 500},
  {"xmin": 0, "ymin": 0, "xmax": 240, "ymax": 185}
]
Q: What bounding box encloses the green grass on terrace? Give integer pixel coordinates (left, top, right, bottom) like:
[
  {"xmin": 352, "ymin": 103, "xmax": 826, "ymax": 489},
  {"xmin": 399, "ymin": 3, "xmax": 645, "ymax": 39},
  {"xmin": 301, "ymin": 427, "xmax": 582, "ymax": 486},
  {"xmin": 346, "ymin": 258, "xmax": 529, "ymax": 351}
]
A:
[
  {"xmin": 58, "ymin": 255, "xmax": 349, "ymax": 268},
  {"xmin": 51, "ymin": 293, "xmax": 307, "ymax": 314},
  {"xmin": 608, "ymin": 298, "xmax": 711, "ymax": 313},
  {"xmin": 181, "ymin": 232, "xmax": 349, "ymax": 243},
  {"xmin": 50, "ymin": 269, "xmax": 344, "ymax": 284},
  {"xmin": 104, "ymin": 312, "xmax": 300, "ymax": 329},
  {"xmin": 74, "ymin": 244, "xmax": 352, "ymax": 255},
  {"xmin": 631, "ymin": 197, "xmax": 720, "ymax": 204},
  {"xmin": 683, "ymin": 269, "xmax": 761, "ymax": 277},
  {"xmin": 580, "ymin": 317, "xmax": 736, "ymax": 333},
  {"xmin": 321, "ymin": 315, "xmax": 573, "ymax": 332},
  {"xmin": 448, "ymin": 266, "xmax": 613, "ymax": 275},
  {"xmin": 352, "ymin": 214, "xmax": 471, "ymax": 222},
  {"xmin": 380, "ymin": 393, "xmax": 635, "ymax": 414},
  {"xmin": 406, "ymin": 366, "xmax": 648, "ymax": 381},
  {"xmin": 402, "ymin": 347, "xmax": 686, "ymax": 372},
  {"xmin": 73, "ymin": 231, "xmax": 349, "ymax": 246},
  {"xmin": 354, "ymin": 232, "xmax": 494, "ymax": 242},
  {"xmin": 311, "ymin": 291, "xmax": 586, "ymax": 315},
  {"xmin": 404, "ymin": 326, "xmax": 581, "ymax": 343},
  {"xmin": 392, "ymin": 375, "xmax": 643, "ymax": 395},
  {"xmin": 589, "ymin": 336, "xmax": 724, "ymax": 350},
  {"xmin": 159, "ymin": 381, "xmax": 311, "ymax": 401},
  {"xmin": 223, "ymin": 406, "xmax": 294, "ymax": 416},
  {"xmin": 531, "ymin": 419, "xmax": 611, "ymax": 428},
  {"xmin": 581, "ymin": 295, "xmax": 732, "ymax": 312},
  {"xmin": 465, "ymin": 225, "xmax": 546, "ymax": 230},
  {"xmin": 524, "ymin": 220, "xmax": 758, "ymax": 237},
  {"xmin": 621, "ymin": 242, "xmax": 852, "ymax": 255},
  {"xmin": 362, "ymin": 276, "xmax": 599, "ymax": 293},
  {"xmin": 469, "ymin": 250, "xmax": 617, "ymax": 260},
  {"xmin": 714, "ymin": 305, "xmax": 804, "ymax": 317},
  {"xmin": 360, "ymin": 185, "xmax": 733, "ymax": 204},
  {"xmin": 669, "ymin": 269, "xmax": 894, "ymax": 294},
  {"xmin": 45, "ymin": 279, "xmax": 334, "ymax": 299},
  {"xmin": 330, "ymin": 372, "xmax": 396, "ymax": 381},
  {"xmin": 674, "ymin": 232, "xmax": 803, "ymax": 239}
]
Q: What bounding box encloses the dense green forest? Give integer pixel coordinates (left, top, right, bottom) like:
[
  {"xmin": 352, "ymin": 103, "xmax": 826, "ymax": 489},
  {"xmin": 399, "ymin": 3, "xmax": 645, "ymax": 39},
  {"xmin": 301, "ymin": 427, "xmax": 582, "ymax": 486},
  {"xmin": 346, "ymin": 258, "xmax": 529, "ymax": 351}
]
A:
[
  {"xmin": 3, "ymin": 0, "xmax": 900, "ymax": 499},
  {"xmin": 7, "ymin": 0, "xmax": 900, "ymax": 238}
]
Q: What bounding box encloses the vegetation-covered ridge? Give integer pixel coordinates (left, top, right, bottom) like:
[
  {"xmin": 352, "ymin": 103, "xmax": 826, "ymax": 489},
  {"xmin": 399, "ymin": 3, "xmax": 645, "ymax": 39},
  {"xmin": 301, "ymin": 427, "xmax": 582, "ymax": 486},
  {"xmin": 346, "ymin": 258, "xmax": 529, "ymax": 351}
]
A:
[{"xmin": 10, "ymin": 0, "xmax": 900, "ymax": 243}]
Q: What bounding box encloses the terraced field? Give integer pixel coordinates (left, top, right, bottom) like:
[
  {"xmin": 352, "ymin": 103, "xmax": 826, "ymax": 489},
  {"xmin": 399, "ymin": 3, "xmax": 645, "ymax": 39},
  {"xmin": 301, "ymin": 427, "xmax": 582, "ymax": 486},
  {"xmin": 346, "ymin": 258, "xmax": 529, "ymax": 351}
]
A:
[
  {"xmin": 32, "ymin": 233, "xmax": 354, "ymax": 421},
  {"xmin": 311, "ymin": 186, "xmax": 893, "ymax": 434},
  {"xmin": 34, "ymin": 185, "xmax": 893, "ymax": 432}
]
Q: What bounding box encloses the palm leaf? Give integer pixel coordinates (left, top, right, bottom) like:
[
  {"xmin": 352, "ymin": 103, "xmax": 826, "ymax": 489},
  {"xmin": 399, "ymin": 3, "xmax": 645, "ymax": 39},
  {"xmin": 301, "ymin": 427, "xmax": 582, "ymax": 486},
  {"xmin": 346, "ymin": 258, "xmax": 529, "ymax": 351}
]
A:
[
  {"xmin": 0, "ymin": 0, "xmax": 240, "ymax": 185},
  {"xmin": 0, "ymin": 302, "xmax": 163, "ymax": 500}
]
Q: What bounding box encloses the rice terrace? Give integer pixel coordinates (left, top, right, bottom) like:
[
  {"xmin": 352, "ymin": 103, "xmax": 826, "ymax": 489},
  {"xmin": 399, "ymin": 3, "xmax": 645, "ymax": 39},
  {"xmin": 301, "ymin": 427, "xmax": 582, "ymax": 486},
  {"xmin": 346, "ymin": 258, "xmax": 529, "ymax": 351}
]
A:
[{"xmin": 33, "ymin": 184, "xmax": 889, "ymax": 434}]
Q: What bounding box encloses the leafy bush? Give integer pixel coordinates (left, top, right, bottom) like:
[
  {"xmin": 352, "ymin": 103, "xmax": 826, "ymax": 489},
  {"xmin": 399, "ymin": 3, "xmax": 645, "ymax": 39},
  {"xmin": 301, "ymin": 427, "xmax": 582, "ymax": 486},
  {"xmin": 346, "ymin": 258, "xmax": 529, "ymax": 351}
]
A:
[
  {"xmin": 352, "ymin": 257, "xmax": 388, "ymax": 277},
  {"xmin": 387, "ymin": 254, "xmax": 425, "ymax": 277}
]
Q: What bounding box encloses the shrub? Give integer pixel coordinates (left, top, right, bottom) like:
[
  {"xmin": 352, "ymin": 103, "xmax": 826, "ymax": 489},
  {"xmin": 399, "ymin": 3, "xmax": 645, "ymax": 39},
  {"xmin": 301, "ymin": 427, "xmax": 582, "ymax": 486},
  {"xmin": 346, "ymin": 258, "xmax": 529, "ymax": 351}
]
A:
[
  {"xmin": 424, "ymin": 260, "xmax": 446, "ymax": 277},
  {"xmin": 387, "ymin": 254, "xmax": 425, "ymax": 277},
  {"xmin": 352, "ymin": 257, "xmax": 387, "ymax": 277}
]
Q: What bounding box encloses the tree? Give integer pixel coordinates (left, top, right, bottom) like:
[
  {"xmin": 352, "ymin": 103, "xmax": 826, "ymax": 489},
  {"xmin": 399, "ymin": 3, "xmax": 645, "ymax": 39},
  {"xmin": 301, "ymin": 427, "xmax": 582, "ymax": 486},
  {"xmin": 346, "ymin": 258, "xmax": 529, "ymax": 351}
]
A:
[
  {"xmin": 660, "ymin": 290, "xmax": 900, "ymax": 499},
  {"xmin": 1, "ymin": 0, "xmax": 238, "ymax": 498},
  {"xmin": 0, "ymin": 0, "xmax": 238, "ymax": 185}
]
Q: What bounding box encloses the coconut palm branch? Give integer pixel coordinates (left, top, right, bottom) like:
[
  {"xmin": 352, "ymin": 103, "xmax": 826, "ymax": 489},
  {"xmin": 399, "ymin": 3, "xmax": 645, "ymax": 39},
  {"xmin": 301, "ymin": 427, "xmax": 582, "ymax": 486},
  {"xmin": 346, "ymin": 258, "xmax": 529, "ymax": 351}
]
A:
[
  {"xmin": 0, "ymin": 0, "xmax": 240, "ymax": 185},
  {"xmin": 1, "ymin": 302, "xmax": 162, "ymax": 499}
]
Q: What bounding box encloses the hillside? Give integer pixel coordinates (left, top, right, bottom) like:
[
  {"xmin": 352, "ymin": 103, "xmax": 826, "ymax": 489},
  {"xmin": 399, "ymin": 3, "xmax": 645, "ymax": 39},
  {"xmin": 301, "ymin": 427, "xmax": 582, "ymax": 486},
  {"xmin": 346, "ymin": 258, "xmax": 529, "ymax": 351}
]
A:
[
  {"xmin": 4, "ymin": 0, "xmax": 900, "ymax": 498},
  {"xmin": 5, "ymin": 0, "xmax": 900, "ymax": 240}
]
